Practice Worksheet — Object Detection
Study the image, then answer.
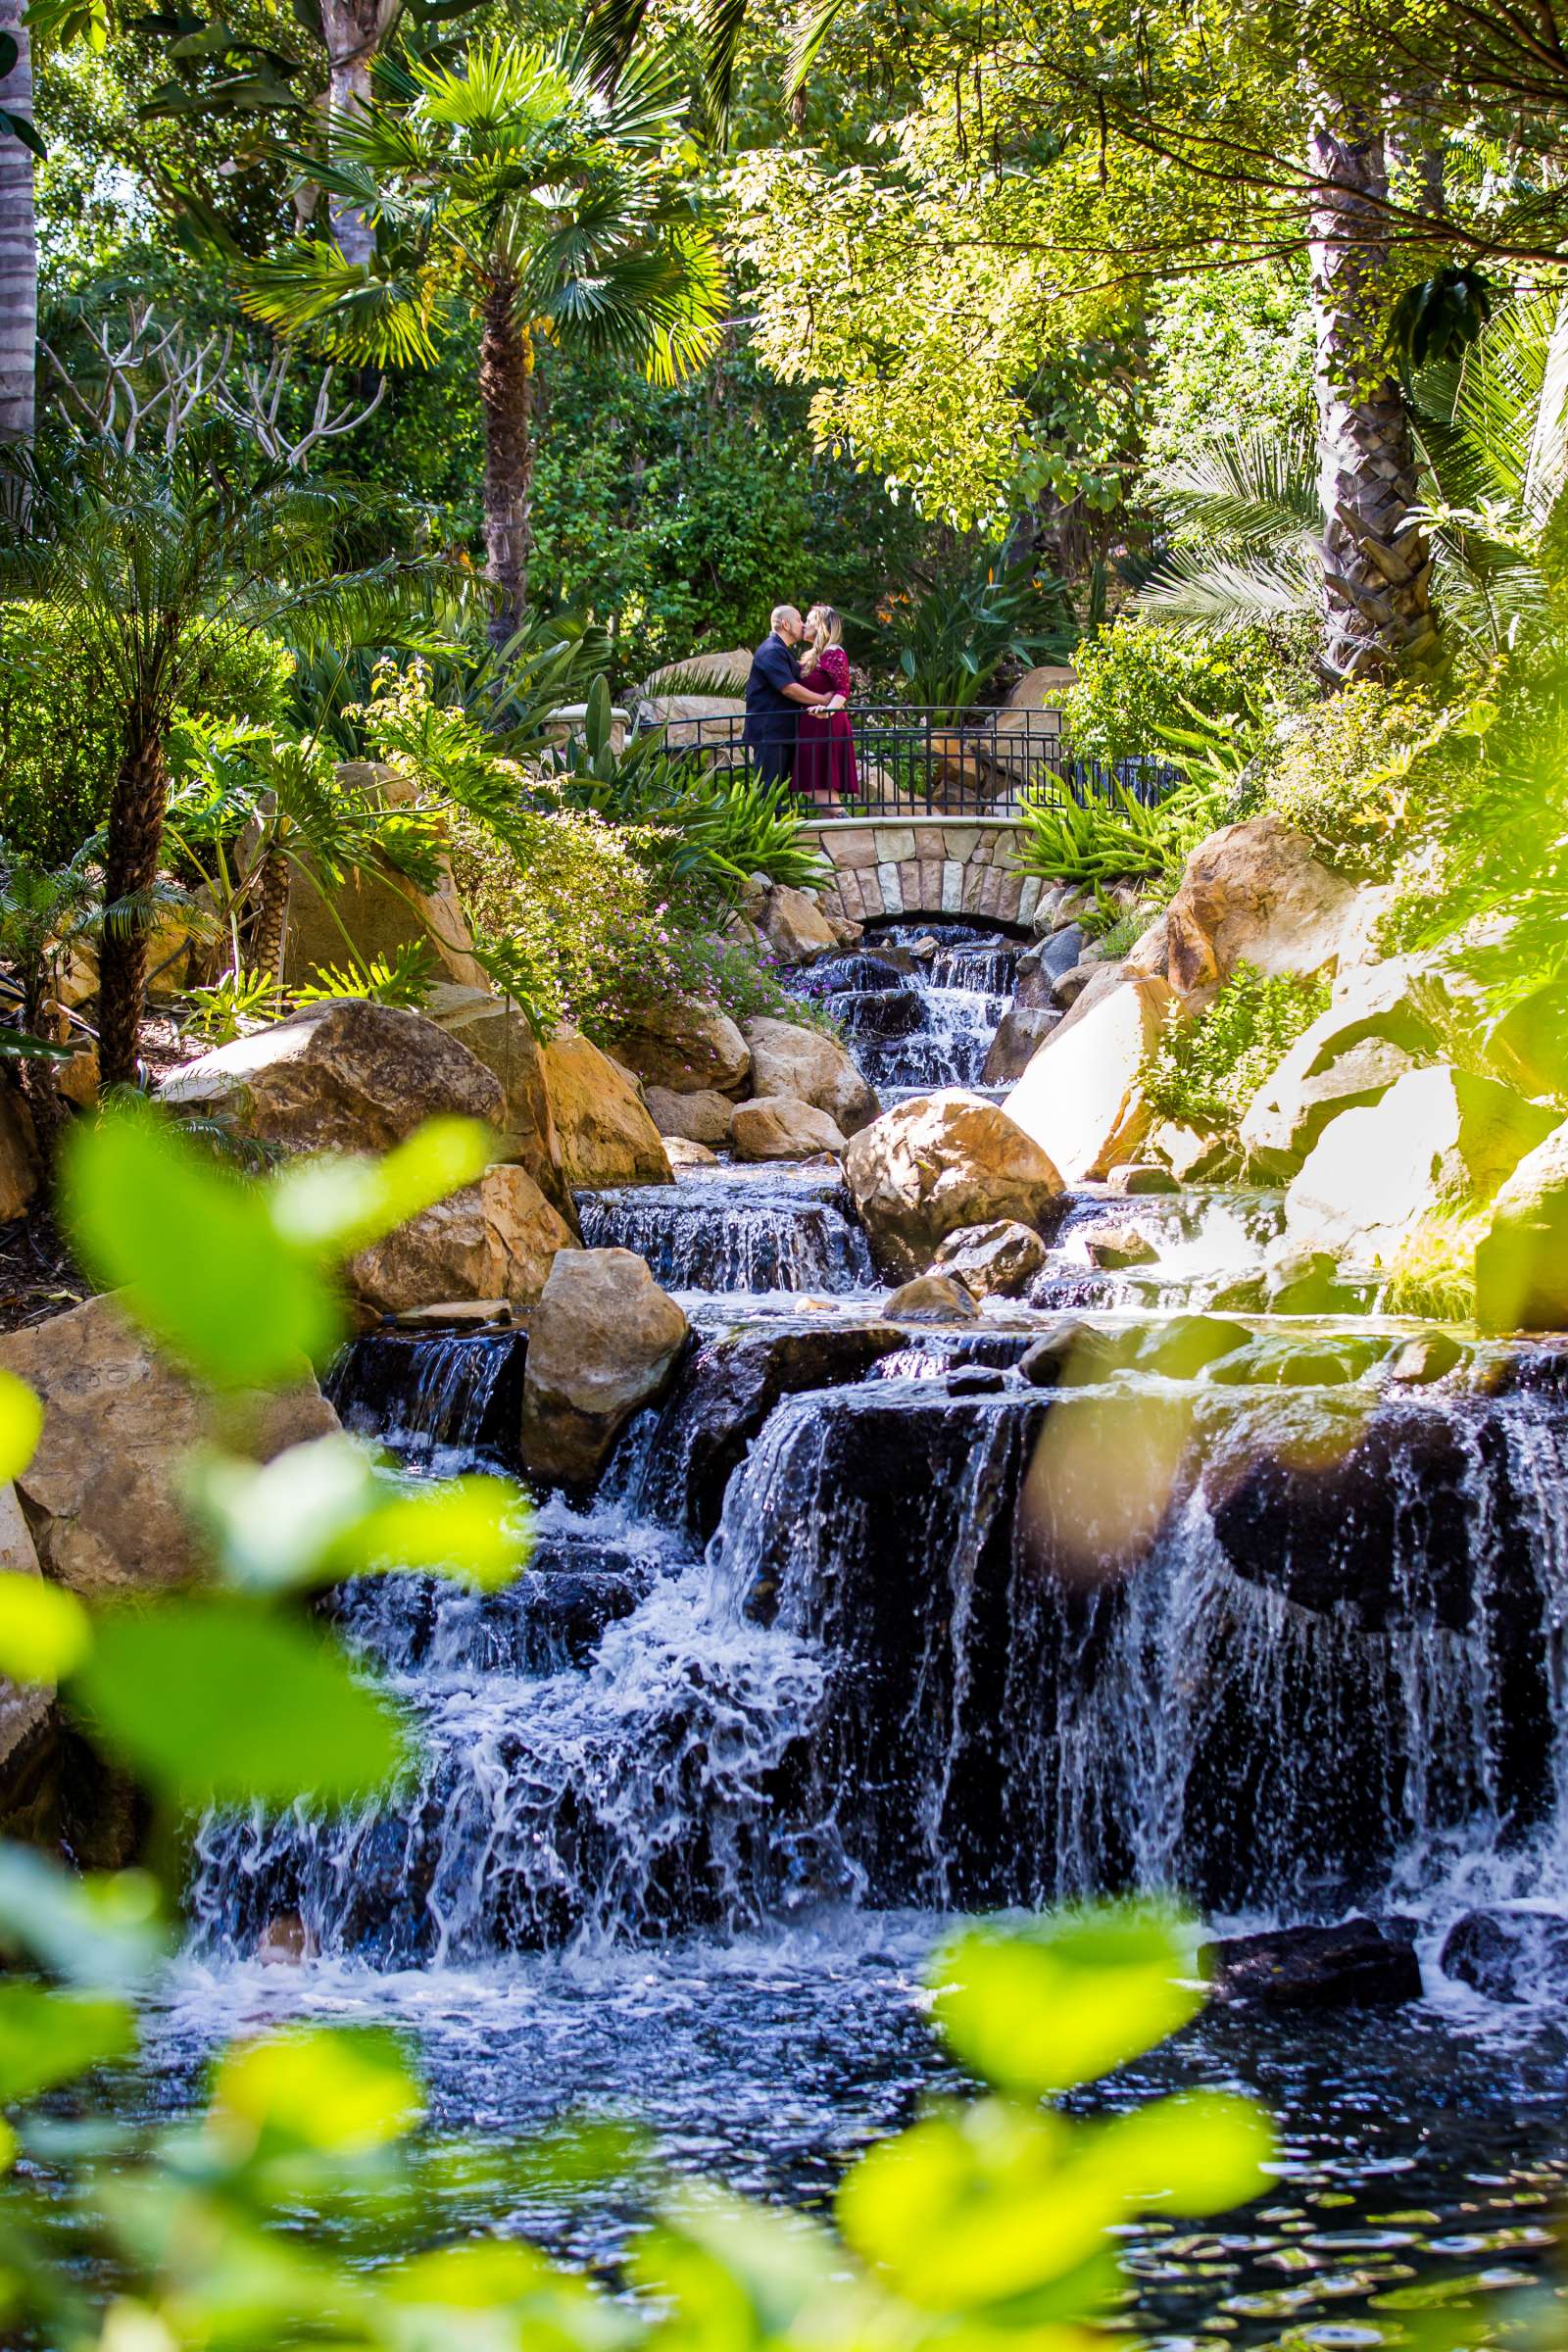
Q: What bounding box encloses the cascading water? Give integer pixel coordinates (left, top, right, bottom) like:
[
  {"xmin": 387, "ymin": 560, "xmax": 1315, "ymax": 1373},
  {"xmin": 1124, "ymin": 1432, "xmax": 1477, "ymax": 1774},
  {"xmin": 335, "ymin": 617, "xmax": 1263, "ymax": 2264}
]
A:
[{"xmin": 172, "ymin": 912, "xmax": 1568, "ymax": 2338}]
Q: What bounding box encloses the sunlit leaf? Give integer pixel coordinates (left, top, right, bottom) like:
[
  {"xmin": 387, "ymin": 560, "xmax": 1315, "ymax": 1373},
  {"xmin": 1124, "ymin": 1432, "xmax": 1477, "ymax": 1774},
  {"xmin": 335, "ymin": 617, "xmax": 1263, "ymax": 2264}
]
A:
[
  {"xmin": 0, "ymin": 1984, "xmax": 135, "ymax": 2100},
  {"xmin": 0, "ymin": 1572, "xmax": 90, "ymax": 1683},
  {"xmin": 185, "ymin": 1436, "xmax": 528, "ymax": 1592},
  {"xmin": 211, "ymin": 2025, "xmax": 421, "ymax": 2156},
  {"xmin": 269, "ymin": 1118, "xmax": 493, "ymax": 1255},
  {"xmin": 932, "ymin": 1904, "xmax": 1201, "ymax": 2095},
  {"xmin": 0, "ymin": 1846, "xmax": 166, "ymax": 1987},
  {"xmin": 1089, "ymin": 2089, "xmax": 1275, "ymax": 2213},
  {"xmin": 70, "ymin": 1597, "xmax": 409, "ymax": 1803},
  {"xmin": 63, "ymin": 1109, "xmax": 342, "ymax": 1390},
  {"xmin": 0, "ymin": 1371, "xmax": 42, "ymax": 1484}
]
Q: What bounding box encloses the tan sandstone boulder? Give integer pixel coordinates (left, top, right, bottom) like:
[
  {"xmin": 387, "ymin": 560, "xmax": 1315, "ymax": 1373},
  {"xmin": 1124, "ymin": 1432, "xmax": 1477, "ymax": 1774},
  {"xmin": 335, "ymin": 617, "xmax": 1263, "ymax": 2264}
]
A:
[
  {"xmin": 1159, "ymin": 818, "xmax": 1369, "ymax": 1000},
  {"xmin": 0, "ymin": 1296, "xmax": 338, "ymax": 1600},
  {"xmin": 744, "ymin": 1017, "xmax": 879, "ymax": 1135},
  {"xmin": 645, "ymin": 1087, "xmax": 735, "ymax": 1147},
  {"xmin": 537, "ymin": 1031, "xmax": 672, "ymax": 1190},
  {"xmin": 760, "ymin": 885, "xmax": 837, "ymax": 964},
  {"xmin": 929, "ymin": 1219, "xmax": 1048, "ymax": 1298},
  {"xmin": 1475, "ymin": 1119, "xmax": 1568, "ymax": 1333},
  {"xmin": 519, "ymin": 1250, "xmax": 689, "ymax": 1485},
  {"xmin": 282, "ymin": 761, "xmax": 486, "ymax": 992},
  {"xmin": 1004, "ymin": 976, "xmax": 1172, "ymax": 1183},
  {"xmin": 664, "ymin": 1138, "xmax": 719, "ymax": 1170},
  {"xmin": 730, "ymin": 1096, "xmax": 848, "ymax": 1161},
  {"xmin": 0, "ymin": 1488, "xmax": 50, "ymax": 1796},
  {"xmin": 0, "ymin": 1086, "xmax": 39, "ymax": 1222},
  {"xmin": 348, "ymin": 1165, "xmax": 574, "ymax": 1318},
  {"xmin": 424, "ymin": 985, "xmax": 566, "ymax": 1213},
  {"xmin": 159, "ymin": 1000, "xmax": 505, "ymax": 1156},
  {"xmin": 1239, "ymin": 975, "xmax": 1435, "ymax": 1175},
  {"xmin": 884, "ymin": 1273, "xmax": 980, "ymax": 1321},
  {"xmin": 614, "ymin": 1001, "xmax": 750, "ymax": 1096},
  {"xmin": 1285, "ymin": 1065, "xmax": 1557, "ymax": 1266},
  {"xmin": 844, "ymin": 1091, "xmax": 1064, "ymax": 1278}
]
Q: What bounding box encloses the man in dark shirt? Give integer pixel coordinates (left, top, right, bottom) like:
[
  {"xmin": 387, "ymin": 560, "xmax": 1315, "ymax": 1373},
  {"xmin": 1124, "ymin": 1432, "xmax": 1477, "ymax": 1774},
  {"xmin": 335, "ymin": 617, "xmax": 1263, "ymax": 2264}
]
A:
[{"xmin": 743, "ymin": 604, "xmax": 845, "ymax": 784}]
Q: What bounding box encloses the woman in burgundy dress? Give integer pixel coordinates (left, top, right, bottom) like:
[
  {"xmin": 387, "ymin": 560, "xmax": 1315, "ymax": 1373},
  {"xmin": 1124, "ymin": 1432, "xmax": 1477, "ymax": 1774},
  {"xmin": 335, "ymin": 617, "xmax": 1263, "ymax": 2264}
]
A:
[{"xmin": 793, "ymin": 606, "xmax": 858, "ymax": 809}]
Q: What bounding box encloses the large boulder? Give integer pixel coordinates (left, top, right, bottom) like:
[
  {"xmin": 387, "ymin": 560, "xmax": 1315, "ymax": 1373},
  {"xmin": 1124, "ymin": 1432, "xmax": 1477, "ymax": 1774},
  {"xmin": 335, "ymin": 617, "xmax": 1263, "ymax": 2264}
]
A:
[
  {"xmin": 347, "ymin": 1165, "xmax": 574, "ymax": 1318},
  {"xmin": 744, "ymin": 1017, "xmax": 878, "ymax": 1135},
  {"xmin": 1240, "ymin": 1030, "xmax": 1427, "ymax": 1179},
  {"xmin": 613, "ymin": 1001, "xmax": 750, "ymax": 1097},
  {"xmin": 981, "ymin": 1005, "xmax": 1059, "ymax": 1084},
  {"xmin": 1203, "ymin": 1919, "xmax": 1421, "ymax": 2012},
  {"xmin": 0, "ymin": 1296, "xmax": 338, "ymax": 1600},
  {"xmin": 0, "ymin": 1488, "xmax": 50, "ymax": 1801},
  {"xmin": 1488, "ymin": 979, "xmax": 1568, "ymax": 1101},
  {"xmin": 645, "ymin": 1087, "xmax": 735, "ymax": 1147},
  {"xmin": 929, "ymin": 1220, "xmax": 1048, "ymax": 1298},
  {"xmin": 1004, "ymin": 976, "xmax": 1171, "ymax": 1182},
  {"xmin": 1440, "ymin": 1907, "xmax": 1568, "ymax": 2003},
  {"xmin": 519, "ymin": 1250, "xmax": 688, "ymax": 1485},
  {"xmin": 423, "ymin": 985, "xmax": 566, "ymax": 1213},
  {"xmin": 1475, "ymin": 1118, "xmax": 1568, "ymax": 1333},
  {"xmin": 844, "ymin": 1091, "xmax": 1064, "ymax": 1278},
  {"xmin": 883, "ymin": 1273, "xmax": 979, "ymax": 1321},
  {"xmin": 760, "ymin": 885, "xmax": 837, "ymax": 964},
  {"xmin": 281, "ymin": 761, "xmax": 486, "ymax": 992},
  {"xmin": 537, "ymin": 1031, "xmax": 672, "ymax": 1190},
  {"xmin": 1285, "ymin": 1065, "xmax": 1557, "ymax": 1266},
  {"xmin": 1159, "ymin": 818, "xmax": 1371, "ymax": 999},
  {"xmin": 730, "ymin": 1096, "xmax": 848, "ymax": 1161},
  {"xmin": 159, "ymin": 1000, "xmax": 505, "ymax": 1157},
  {"xmin": 0, "ymin": 1086, "xmax": 39, "ymax": 1222}
]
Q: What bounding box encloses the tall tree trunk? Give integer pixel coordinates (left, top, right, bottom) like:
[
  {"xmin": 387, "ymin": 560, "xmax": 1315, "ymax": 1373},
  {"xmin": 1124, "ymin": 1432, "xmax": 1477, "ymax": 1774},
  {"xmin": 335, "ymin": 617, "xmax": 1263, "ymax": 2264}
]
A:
[
  {"xmin": 478, "ymin": 284, "xmax": 534, "ymax": 649},
  {"xmin": 318, "ymin": 0, "xmax": 395, "ymax": 268},
  {"xmin": 98, "ymin": 727, "xmax": 169, "ymax": 1090},
  {"xmin": 1308, "ymin": 103, "xmax": 1439, "ymax": 682},
  {"xmin": 252, "ymin": 846, "xmax": 289, "ymax": 979},
  {"xmin": 0, "ymin": 0, "xmax": 36, "ymax": 445}
]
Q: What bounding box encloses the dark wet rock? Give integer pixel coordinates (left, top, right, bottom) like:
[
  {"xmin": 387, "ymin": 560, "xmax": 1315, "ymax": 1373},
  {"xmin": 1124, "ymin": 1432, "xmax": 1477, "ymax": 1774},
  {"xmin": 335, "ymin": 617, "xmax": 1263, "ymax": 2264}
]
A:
[
  {"xmin": 1203, "ymin": 1918, "xmax": 1421, "ymax": 2011},
  {"xmin": 1040, "ymin": 923, "xmax": 1087, "ymax": 981},
  {"xmin": 982, "ymin": 1005, "xmax": 1060, "ymax": 1083},
  {"xmin": 1389, "ymin": 1331, "xmax": 1466, "ymax": 1385},
  {"xmin": 1263, "ymin": 1246, "xmax": 1350, "ymax": 1315},
  {"xmin": 637, "ymin": 1323, "xmax": 905, "ymax": 1538},
  {"xmin": 1208, "ymin": 1276, "xmax": 1268, "ymax": 1313},
  {"xmin": 930, "ymin": 1219, "xmax": 1049, "ymax": 1299},
  {"xmin": 1440, "ymin": 1907, "xmax": 1568, "ymax": 2003},
  {"xmin": 1215, "ymin": 1335, "xmax": 1390, "ymax": 1388},
  {"xmin": 1085, "ymin": 1225, "xmax": 1159, "ymax": 1270},
  {"xmin": 832, "ymin": 990, "xmax": 927, "ymax": 1046},
  {"xmin": 947, "ymin": 1365, "xmax": 1008, "ymax": 1395},
  {"xmin": 1018, "ymin": 1321, "xmax": 1141, "ymax": 1387},
  {"xmin": 1133, "ymin": 1317, "xmax": 1252, "ymax": 1381}
]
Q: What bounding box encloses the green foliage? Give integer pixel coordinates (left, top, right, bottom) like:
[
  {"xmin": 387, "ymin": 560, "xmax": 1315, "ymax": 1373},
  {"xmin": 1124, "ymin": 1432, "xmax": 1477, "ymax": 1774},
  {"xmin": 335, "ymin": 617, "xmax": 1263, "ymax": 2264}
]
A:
[
  {"xmin": 1012, "ymin": 773, "xmax": 1225, "ymax": 891},
  {"xmin": 180, "ymin": 966, "xmax": 284, "ymax": 1041},
  {"xmin": 1140, "ymin": 270, "xmax": 1314, "ymax": 486},
  {"xmin": 873, "ymin": 550, "xmax": 1073, "ymax": 710},
  {"xmin": 1140, "ymin": 961, "xmax": 1331, "ymax": 1134},
  {"xmin": 1261, "ymin": 681, "xmax": 1454, "ymax": 877},
  {"xmin": 1379, "ymin": 1205, "xmax": 1487, "ymax": 1321},
  {"xmin": 296, "ymin": 940, "xmax": 439, "ymax": 1007},
  {"xmin": 1054, "ymin": 613, "xmax": 1295, "ymax": 769},
  {"xmin": 0, "ymin": 601, "xmax": 293, "ymax": 870}
]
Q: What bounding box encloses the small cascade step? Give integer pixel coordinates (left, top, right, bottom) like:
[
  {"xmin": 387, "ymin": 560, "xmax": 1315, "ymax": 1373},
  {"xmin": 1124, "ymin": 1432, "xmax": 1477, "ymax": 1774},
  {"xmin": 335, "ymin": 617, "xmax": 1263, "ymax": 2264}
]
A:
[
  {"xmin": 577, "ymin": 1168, "xmax": 875, "ymax": 1297},
  {"xmin": 789, "ymin": 920, "xmax": 1017, "ymax": 1094}
]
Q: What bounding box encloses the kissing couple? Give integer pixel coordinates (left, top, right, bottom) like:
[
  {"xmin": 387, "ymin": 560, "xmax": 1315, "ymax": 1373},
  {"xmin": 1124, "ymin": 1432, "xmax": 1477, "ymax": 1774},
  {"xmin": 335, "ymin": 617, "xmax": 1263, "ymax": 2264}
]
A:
[{"xmin": 742, "ymin": 603, "xmax": 858, "ymax": 811}]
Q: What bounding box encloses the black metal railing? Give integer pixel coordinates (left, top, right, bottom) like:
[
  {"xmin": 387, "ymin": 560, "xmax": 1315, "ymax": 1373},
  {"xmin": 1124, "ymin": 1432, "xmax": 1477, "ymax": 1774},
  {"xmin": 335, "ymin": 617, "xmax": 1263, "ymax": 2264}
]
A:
[{"xmin": 652, "ymin": 702, "xmax": 1178, "ymax": 818}]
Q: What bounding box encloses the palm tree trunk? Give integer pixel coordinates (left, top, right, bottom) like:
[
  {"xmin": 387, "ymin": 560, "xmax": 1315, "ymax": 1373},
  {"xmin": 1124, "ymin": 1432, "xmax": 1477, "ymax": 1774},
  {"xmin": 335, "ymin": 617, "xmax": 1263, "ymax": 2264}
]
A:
[
  {"xmin": 252, "ymin": 846, "xmax": 289, "ymax": 979},
  {"xmin": 318, "ymin": 0, "xmax": 396, "ymax": 268},
  {"xmin": 478, "ymin": 282, "xmax": 534, "ymax": 648},
  {"xmin": 1308, "ymin": 102, "xmax": 1439, "ymax": 682},
  {"xmin": 0, "ymin": 0, "xmax": 37, "ymax": 445},
  {"xmin": 98, "ymin": 726, "xmax": 169, "ymax": 1090}
]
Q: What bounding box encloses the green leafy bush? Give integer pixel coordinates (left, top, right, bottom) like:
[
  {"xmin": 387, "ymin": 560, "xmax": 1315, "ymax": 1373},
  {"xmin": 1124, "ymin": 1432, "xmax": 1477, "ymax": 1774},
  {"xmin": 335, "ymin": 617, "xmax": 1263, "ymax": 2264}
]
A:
[
  {"xmin": 1379, "ymin": 1205, "xmax": 1487, "ymax": 1321},
  {"xmin": 1054, "ymin": 614, "xmax": 1299, "ymax": 768},
  {"xmin": 1141, "ymin": 961, "xmax": 1330, "ymax": 1133},
  {"xmin": 0, "ymin": 604, "xmax": 295, "ymax": 869},
  {"xmin": 1260, "ymin": 679, "xmax": 1452, "ymax": 877}
]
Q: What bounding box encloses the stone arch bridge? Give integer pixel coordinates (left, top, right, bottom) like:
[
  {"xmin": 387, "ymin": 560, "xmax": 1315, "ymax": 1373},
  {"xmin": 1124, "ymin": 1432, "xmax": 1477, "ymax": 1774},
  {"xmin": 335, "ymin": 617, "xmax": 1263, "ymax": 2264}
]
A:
[{"xmin": 799, "ymin": 817, "xmax": 1045, "ymax": 933}]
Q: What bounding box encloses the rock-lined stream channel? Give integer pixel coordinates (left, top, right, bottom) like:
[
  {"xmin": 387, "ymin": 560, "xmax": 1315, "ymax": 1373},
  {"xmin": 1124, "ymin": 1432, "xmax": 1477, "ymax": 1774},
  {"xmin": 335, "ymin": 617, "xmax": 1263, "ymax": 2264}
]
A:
[{"xmin": 94, "ymin": 927, "xmax": 1568, "ymax": 2339}]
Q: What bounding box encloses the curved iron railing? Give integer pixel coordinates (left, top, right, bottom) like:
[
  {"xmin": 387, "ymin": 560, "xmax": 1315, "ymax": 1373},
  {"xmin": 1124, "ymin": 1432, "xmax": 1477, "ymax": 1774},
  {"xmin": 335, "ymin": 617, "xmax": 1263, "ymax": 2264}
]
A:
[{"xmin": 653, "ymin": 702, "xmax": 1178, "ymax": 818}]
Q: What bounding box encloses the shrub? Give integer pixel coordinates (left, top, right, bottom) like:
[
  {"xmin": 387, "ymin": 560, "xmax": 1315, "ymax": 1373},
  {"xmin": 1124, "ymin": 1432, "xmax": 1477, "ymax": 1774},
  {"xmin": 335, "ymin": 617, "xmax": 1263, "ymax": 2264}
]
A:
[
  {"xmin": 1140, "ymin": 961, "xmax": 1330, "ymax": 1133},
  {"xmin": 0, "ymin": 604, "xmax": 295, "ymax": 868},
  {"xmin": 1012, "ymin": 773, "xmax": 1227, "ymax": 893},
  {"xmin": 1260, "ymin": 679, "xmax": 1451, "ymax": 877},
  {"xmin": 1055, "ymin": 614, "xmax": 1301, "ymax": 769},
  {"xmin": 1379, "ymin": 1205, "xmax": 1486, "ymax": 1321}
]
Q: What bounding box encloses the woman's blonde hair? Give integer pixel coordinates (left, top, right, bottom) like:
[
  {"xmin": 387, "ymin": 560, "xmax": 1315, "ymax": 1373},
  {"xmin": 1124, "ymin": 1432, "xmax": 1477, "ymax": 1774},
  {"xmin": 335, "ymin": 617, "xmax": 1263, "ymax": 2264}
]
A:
[{"xmin": 807, "ymin": 605, "xmax": 844, "ymax": 656}]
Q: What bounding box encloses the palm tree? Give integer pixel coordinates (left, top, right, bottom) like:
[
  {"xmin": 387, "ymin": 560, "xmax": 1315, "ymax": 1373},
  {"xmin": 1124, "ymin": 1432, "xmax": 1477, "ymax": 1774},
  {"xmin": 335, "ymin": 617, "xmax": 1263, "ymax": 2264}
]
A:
[
  {"xmin": 1306, "ymin": 100, "xmax": 1440, "ymax": 680},
  {"xmin": 0, "ymin": 0, "xmax": 37, "ymax": 442},
  {"xmin": 242, "ymin": 38, "xmax": 724, "ymax": 641},
  {"xmin": 0, "ymin": 416, "xmax": 427, "ymax": 1085},
  {"xmin": 1138, "ymin": 291, "xmax": 1568, "ymax": 662}
]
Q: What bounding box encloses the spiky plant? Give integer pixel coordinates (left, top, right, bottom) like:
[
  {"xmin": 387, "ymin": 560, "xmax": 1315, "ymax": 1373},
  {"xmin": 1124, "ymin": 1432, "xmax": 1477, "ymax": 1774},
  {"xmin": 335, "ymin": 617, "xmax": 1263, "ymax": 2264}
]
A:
[
  {"xmin": 0, "ymin": 416, "xmax": 433, "ymax": 1085},
  {"xmin": 243, "ymin": 38, "xmax": 725, "ymax": 642}
]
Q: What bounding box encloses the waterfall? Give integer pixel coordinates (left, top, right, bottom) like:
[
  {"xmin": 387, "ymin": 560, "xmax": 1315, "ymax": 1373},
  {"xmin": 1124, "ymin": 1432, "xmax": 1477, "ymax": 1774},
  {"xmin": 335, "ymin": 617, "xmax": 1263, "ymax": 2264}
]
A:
[{"xmin": 188, "ymin": 918, "xmax": 1568, "ymax": 1980}]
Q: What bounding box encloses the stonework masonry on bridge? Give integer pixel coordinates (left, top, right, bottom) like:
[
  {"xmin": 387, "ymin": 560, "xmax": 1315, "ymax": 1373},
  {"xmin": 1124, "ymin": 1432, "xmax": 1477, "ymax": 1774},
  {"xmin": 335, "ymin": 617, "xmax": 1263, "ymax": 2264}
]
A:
[{"xmin": 800, "ymin": 817, "xmax": 1042, "ymax": 930}]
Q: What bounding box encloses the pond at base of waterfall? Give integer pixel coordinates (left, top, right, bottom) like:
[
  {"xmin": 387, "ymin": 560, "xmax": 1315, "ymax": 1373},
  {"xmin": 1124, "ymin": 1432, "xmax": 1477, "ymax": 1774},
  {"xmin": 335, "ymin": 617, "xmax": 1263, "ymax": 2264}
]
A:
[{"xmin": 106, "ymin": 918, "xmax": 1568, "ymax": 2345}]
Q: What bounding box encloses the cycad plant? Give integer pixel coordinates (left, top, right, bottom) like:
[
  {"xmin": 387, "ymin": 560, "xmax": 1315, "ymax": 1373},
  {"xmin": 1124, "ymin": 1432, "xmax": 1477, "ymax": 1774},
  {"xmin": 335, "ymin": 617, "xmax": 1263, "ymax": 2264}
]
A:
[
  {"xmin": 0, "ymin": 417, "xmax": 425, "ymax": 1085},
  {"xmin": 244, "ymin": 38, "xmax": 725, "ymax": 641}
]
